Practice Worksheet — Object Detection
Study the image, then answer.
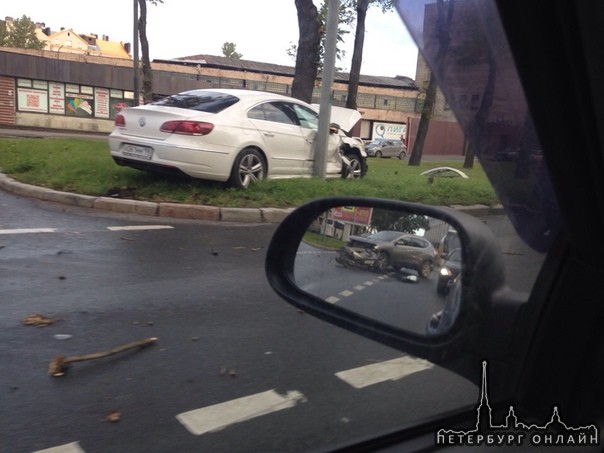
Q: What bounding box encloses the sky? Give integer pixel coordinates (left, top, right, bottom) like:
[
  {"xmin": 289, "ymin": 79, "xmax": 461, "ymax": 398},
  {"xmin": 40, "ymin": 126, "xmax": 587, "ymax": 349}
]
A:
[{"xmin": 6, "ymin": 0, "xmax": 419, "ymax": 79}]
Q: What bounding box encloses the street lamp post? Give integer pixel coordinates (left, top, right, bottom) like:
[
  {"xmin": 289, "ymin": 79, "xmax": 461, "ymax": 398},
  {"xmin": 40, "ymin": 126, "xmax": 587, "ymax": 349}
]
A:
[
  {"xmin": 314, "ymin": 0, "xmax": 340, "ymax": 178},
  {"xmin": 133, "ymin": 0, "xmax": 140, "ymax": 106}
]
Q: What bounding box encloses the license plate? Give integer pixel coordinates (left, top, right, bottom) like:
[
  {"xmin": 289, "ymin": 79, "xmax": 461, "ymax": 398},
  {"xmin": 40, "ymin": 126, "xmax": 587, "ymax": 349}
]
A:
[{"xmin": 122, "ymin": 144, "xmax": 153, "ymax": 160}]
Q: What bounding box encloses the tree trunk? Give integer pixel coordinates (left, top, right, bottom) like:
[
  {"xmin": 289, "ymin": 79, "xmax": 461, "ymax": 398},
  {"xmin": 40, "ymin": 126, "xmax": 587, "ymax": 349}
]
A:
[
  {"xmin": 346, "ymin": 0, "xmax": 370, "ymax": 110},
  {"xmin": 138, "ymin": 0, "xmax": 153, "ymax": 103},
  {"xmin": 291, "ymin": 0, "xmax": 322, "ymax": 103},
  {"xmin": 463, "ymin": 141, "xmax": 475, "ymax": 168},
  {"xmin": 408, "ymin": 73, "xmax": 438, "ymax": 166},
  {"xmin": 408, "ymin": 0, "xmax": 453, "ymax": 166}
]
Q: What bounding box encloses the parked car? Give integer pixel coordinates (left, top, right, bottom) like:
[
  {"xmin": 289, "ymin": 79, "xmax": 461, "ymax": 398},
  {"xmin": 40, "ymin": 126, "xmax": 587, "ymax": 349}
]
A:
[
  {"xmin": 345, "ymin": 230, "xmax": 436, "ymax": 277},
  {"xmin": 364, "ymin": 138, "xmax": 389, "ymax": 156},
  {"xmin": 265, "ymin": 1, "xmax": 604, "ymax": 451},
  {"xmin": 373, "ymin": 139, "xmax": 407, "ymax": 159},
  {"xmin": 108, "ymin": 89, "xmax": 367, "ymax": 189},
  {"xmin": 436, "ymin": 247, "xmax": 462, "ymax": 295}
]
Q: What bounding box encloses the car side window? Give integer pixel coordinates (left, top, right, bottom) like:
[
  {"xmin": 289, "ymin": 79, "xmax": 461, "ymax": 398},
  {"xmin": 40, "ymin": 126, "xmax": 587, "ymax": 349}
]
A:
[
  {"xmin": 247, "ymin": 102, "xmax": 298, "ymax": 125},
  {"xmin": 291, "ymin": 103, "xmax": 319, "ymax": 130}
]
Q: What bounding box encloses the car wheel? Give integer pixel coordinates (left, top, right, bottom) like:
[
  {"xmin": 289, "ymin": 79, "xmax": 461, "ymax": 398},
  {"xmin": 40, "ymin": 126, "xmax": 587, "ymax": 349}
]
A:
[
  {"xmin": 399, "ymin": 151, "xmax": 407, "ymax": 159},
  {"xmin": 343, "ymin": 153, "xmax": 364, "ymax": 179},
  {"xmin": 375, "ymin": 151, "xmax": 382, "ymax": 158},
  {"xmin": 419, "ymin": 260, "xmax": 433, "ymax": 278},
  {"xmin": 374, "ymin": 252, "xmax": 390, "ymax": 272},
  {"xmin": 230, "ymin": 148, "xmax": 266, "ymax": 189}
]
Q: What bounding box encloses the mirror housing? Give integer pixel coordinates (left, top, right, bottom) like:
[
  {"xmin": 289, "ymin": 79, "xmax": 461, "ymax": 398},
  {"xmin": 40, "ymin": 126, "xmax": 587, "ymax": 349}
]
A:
[{"xmin": 265, "ymin": 197, "xmax": 526, "ymax": 389}]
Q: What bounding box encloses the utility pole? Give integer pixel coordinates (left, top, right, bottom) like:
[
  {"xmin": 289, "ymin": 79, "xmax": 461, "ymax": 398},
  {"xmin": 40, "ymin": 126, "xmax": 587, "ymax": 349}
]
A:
[
  {"xmin": 133, "ymin": 0, "xmax": 140, "ymax": 106},
  {"xmin": 314, "ymin": 0, "xmax": 340, "ymax": 178}
]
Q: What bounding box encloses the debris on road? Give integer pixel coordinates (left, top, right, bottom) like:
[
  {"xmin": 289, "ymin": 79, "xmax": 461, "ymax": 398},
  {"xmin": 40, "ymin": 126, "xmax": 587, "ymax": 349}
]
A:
[
  {"xmin": 105, "ymin": 410, "xmax": 121, "ymax": 423},
  {"xmin": 48, "ymin": 337, "xmax": 158, "ymax": 377},
  {"xmin": 22, "ymin": 314, "xmax": 58, "ymax": 327}
]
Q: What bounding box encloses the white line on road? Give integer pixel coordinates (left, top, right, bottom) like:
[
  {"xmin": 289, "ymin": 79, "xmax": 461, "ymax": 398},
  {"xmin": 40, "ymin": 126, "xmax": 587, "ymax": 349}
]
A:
[
  {"xmin": 335, "ymin": 356, "xmax": 434, "ymax": 389},
  {"xmin": 33, "ymin": 441, "xmax": 86, "ymax": 453},
  {"xmin": 325, "ymin": 296, "xmax": 340, "ymax": 304},
  {"xmin": 0, "ymin": 228, "xmax": 57, "ymax": 234},
  {"xmin": 176, "ymin": 389, "xmax": 307, "ymax": 436},
  {"xmin": 106, "ymin": 225, "xmax": 174, "ymax": 231}
]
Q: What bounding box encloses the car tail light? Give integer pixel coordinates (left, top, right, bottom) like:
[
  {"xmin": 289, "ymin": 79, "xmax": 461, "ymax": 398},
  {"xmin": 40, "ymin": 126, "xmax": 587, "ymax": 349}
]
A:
[
  {"xmin": 115, "ymin": 114, "xmax": 126, "ymax": 127},
  {"xmin": 160, "ymin": 121, "xmax": 214, "ymax": 135}
]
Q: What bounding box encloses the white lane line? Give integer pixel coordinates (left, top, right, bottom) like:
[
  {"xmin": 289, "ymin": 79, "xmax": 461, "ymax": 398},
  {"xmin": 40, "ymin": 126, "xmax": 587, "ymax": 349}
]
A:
[
  {"xmin": 364, "ymin": 281, "xmax": 374, "ymax": 286},
  {"xmin": 0, "ymin": 228, "xmax": 57, "ymax": 234},
  {"xmin": 339, "ymin": 290, "xmax": 354, "ymax": 297},
  {"xmin": 353, "ymin": 285, "xmax": 366, "ymax": 291},
  {"xmin": 325, "ymin": 296, "xmax": 340, "ymax": 304},
  {"xmin": 335, "ymin": 356, "xmax": 434, "ymax": 389},
  {"xmin": 107, "ymin": 225, "xmax": 174, "ymax": 231},
  {"xmin": 33, "ymin": 441, "xmax": 86, "ymax": 453},
  {"xmin": 176, "ymin": 389, "xmax": 306, "ymax": 436}
]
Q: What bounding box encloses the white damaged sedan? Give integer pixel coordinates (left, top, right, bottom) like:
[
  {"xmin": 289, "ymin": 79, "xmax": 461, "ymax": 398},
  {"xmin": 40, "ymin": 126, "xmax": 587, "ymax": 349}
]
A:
[{"xmin": 108, "ymin": 89, "xmax": 367, "ymax": 188}]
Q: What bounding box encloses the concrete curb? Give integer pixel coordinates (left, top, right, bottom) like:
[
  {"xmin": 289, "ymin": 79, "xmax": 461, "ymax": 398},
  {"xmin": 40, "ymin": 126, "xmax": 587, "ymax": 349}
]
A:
[{"xmin": 0, "ymin": 172, "xmax": 504, "ymax": 222}]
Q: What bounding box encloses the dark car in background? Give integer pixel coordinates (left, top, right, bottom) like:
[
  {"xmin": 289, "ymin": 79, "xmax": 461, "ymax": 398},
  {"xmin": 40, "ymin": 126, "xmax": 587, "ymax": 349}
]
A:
[{"xmin": 436, "ymin": 247, "xmax": 462, "ymax": 295}]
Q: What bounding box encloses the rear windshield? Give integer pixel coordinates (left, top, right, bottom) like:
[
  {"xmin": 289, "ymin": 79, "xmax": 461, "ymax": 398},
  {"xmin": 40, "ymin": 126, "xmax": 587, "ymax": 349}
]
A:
[{"xmin": 152, "ymin": 91, "xmax": 239, "ymax": 113}]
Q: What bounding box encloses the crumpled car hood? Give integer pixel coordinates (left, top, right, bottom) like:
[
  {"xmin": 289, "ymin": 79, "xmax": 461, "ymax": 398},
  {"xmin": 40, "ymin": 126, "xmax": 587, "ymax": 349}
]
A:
[{"xmin": 312, "ymin": 104, "xmax": 361, "ymax": 133}]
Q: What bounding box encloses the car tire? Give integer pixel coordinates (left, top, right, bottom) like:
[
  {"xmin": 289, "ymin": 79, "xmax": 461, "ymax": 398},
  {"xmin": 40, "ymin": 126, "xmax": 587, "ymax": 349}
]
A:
[
  {"xmin": 419, "ymin": 260, "xmax": 433, "ymax": 278},
  {"xmin": 375, "ymin": 151, "xmax": 382, "ymax": 158},
  {"xmin": 399, "ymin": 151, "xmax": 407, "ymax": 159},
  {"xmin": 343, "ymin": 152, "xmax": 364, "ymax": 179},
  {"xmin": 374, "ymin": 252, "xmax": 390, "ymax": 272},
  {"xmin": 230, "ymin": 148, "xmax": 266, "ymax": 189}
]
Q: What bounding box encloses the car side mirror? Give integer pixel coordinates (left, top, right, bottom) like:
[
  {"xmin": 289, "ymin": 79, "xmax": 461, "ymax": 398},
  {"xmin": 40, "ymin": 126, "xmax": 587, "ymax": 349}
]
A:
[{"xmin": 265, "ymin": 197, "xmax": 526, "ymax": 387}]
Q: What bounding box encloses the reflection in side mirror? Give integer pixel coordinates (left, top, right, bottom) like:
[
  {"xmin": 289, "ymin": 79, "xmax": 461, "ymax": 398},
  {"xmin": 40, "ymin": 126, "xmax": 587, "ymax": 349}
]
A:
[{"xmin": 294, "ymin": 206, "xmax": 462, "ymax": 336}]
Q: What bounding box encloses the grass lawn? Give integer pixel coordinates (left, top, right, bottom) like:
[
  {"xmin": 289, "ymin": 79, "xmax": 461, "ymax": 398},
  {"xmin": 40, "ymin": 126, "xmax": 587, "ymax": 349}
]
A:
[{"xmin": 0, "ymin": 137, "xmax": 499, "ymax": 208}]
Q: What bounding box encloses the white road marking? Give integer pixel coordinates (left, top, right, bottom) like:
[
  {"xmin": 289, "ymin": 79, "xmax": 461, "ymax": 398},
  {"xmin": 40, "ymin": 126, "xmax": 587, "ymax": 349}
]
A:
[
  {"xmin": 0, "ymin": 228, "xmax": 57, "ymax": 234},
  {"xmin": 325, "ymin": 296, "xmax": 340, "ymax": 304},
  {"xmin": 106, "ymin": 225, "xmax": 174, "ymax": 231},
  {"xmin": 176, "ymin": 389, "xmax": 306, "ymax": 436},
  {"xmin": 353, "ymin": 285, "xmax": 366, "ymax": 291},
  {"xmin": 339, "ymin": 290, "xmax": 354, "ymax": 297},
  {"xmin": 364, "ymin": 281, "xmax": 374, "ymax": 286},
  {"xmin": 33, "ymin": 441, "xmax": 86, "ymax": 453},
  {"xmin": 335, "ymin": 356, "xmax": 434, "ymax": 389}
]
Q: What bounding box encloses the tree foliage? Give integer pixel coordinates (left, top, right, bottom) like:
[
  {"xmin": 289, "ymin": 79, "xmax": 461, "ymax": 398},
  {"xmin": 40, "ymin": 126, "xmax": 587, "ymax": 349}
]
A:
[
  {"xmin": 344, "ymin": 0, "xmax": 395, "ymax": 109},
  {"xmin": 288, "ymin": 1, "xmax": 353, "ymax": 70},
  {"xmin": 0, "ymin": 20, "xmax": 8, "ymax": 46},
  {"xmin": 370, "ymin": 209, "xmax": 430, "ymax": 233},
  {"xmin": 1, "ymin": 15, "xmax": 44, "ymax": 50},
  {"xmin": 221, "ymin": 42, "xmax": 242, "ymax": 59}
]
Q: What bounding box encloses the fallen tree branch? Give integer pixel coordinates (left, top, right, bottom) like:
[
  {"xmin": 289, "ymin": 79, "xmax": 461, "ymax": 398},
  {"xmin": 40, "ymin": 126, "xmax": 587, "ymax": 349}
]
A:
[{"xmin": 49, "ymin": 337, "xmax": 158, "ymax": 377}]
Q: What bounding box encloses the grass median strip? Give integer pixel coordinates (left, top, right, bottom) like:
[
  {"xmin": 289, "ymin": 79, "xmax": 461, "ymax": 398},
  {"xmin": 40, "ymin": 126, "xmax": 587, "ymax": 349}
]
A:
[{"xmin": 0, "ymin": 137, "xmax": 499, "ymax": 208}]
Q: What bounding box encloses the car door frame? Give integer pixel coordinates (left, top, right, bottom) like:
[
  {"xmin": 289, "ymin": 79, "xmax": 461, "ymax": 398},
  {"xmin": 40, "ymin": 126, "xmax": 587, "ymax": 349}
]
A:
[{"xmin": 246, "ymin": 101, "xmax": 310, "ymax": 176}]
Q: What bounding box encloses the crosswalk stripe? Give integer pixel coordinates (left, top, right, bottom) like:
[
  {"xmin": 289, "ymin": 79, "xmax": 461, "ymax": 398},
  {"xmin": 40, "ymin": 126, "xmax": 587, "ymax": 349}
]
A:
[
  {"xmin": 176, "ymin": 389, "xmax": 306, "ymax": 436},
  {"xmin": 0, "ymin": 228, "xmax": 57, "ymax": 234},
  {"xmin": 106, "ymin": 225, "xmax": 174, "ymax": 231},
  {"xmin": 335, "ymin": 356, "xmax": 434, "ymax": 389},
  {"xmin": 32, "ymin": 441, "xmax": 86, "ymax": 453}
]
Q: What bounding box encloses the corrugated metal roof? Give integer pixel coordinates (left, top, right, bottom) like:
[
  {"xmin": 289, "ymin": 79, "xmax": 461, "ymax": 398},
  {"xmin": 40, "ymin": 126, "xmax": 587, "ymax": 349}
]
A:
[{"xmin": 156, "ymin": 54, "xmax": 417, "ymax": 90}]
